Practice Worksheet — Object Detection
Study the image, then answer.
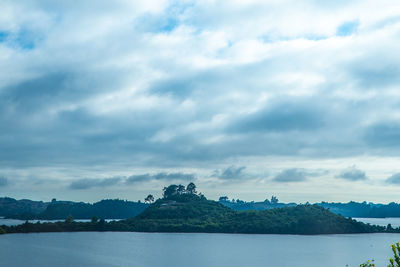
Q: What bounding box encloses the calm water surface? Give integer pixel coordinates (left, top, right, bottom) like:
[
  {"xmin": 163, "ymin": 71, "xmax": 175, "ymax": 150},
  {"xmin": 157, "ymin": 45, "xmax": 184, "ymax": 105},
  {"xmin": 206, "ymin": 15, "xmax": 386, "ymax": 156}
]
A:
[
  {"xmin": 0, "ymin": 232, "xmax": 400, "ymax": 267},
  {"xmin": 354, "ymin": 217, "xmax": 400, "ymax": 227}
]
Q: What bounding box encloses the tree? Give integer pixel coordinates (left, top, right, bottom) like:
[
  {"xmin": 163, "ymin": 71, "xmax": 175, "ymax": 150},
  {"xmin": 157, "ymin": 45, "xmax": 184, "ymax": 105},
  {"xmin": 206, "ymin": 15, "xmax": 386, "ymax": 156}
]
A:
[
  {"xmin": 163, "ymin": 185, "xmax": 178, "ymax": 199},
  {"xmin": 271, "ymin": 196, "xmax": 279, "ymax": 204},
  {"xmin": 91, "ymin": 216, "xmax": 99, "ymax": 223},
  {"xmin": 186, "ymin": 182, "xmax": 197, "ymax": 194},
  {"xmin": 145, "ymin": 194, "xmax": 155, "ymax": 203},
  {"xmin": 177, "ymin": 184, "xmax": 186, "ymax": 195},
  {"xmin": 359, "ymin": 260, "xmax": 375, "ymax": 267},
  {"xmin": 65, "ymin": 214, "xmax": 74, "ymax": 224},
  {"xmin": 219, "ymin": 196, "xmax": 228, "ymax": 202}
]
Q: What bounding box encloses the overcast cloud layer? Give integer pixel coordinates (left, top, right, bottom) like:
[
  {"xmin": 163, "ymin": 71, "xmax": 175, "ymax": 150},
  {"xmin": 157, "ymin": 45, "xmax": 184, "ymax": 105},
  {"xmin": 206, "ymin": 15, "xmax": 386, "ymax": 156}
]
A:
[{"xmin": 1, "ymin": 0, "xmax": 400, "ymax": 202}]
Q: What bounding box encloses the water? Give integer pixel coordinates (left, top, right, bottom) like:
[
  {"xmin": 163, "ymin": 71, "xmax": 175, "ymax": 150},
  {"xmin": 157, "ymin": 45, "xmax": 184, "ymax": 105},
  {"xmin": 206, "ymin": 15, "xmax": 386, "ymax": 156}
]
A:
[
  {"xmin": 354, "ymin": 217, "xmax": 400, "ymax": 227},
  {"xmin": 0, "ymin": 232, "xmax": 399, "ymax": 267}
]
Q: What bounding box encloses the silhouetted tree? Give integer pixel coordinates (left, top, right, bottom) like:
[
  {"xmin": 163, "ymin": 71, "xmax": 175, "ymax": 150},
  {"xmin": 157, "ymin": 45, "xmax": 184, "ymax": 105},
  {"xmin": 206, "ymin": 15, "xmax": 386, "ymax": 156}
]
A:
[
  {"xmin": 177, "ymin": 185, "xmax": 186, "ymax": 195},
  {"xmin": 163, "ymin": 185, "xmax": 178, "ymax": 199},
  {"xmin": 186, "ymin": 182, "xmax": 197, "ymax": 194},
  {"xmin": 271, "ymin": 196, "xmax": 279, "ymax": 204},
  {"xmin": 91, "ymin": 216, "xmax": 99, "ymax": 223},
  {"xmin": 219, "ymin": 196, "xmax": 228, "ymax": 202},
  {"xmin": 65, "ymin": 214, "xmax": 74, "ymax": 223},
  {"xmin": 145, "ymin": 194, "xmax": 155, "ymax": 203}
]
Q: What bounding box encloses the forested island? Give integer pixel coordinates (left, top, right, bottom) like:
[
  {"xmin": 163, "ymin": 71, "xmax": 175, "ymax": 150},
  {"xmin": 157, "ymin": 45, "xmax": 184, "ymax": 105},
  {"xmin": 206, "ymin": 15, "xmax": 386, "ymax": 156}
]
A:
[
  {"xmin": 4, "ymin": 190, "xmax": 400, "ymax": 221},
  {"xmin": 0, "ymin": 183, "xmax": 395, "ymax": 235}
]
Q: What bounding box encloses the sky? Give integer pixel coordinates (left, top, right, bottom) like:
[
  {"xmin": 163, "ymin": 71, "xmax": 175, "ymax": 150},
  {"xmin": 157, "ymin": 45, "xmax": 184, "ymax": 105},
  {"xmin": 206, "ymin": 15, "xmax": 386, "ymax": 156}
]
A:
[{"xmin": 1, "ymin": 0, "xmax": 400, "ymax": 203}]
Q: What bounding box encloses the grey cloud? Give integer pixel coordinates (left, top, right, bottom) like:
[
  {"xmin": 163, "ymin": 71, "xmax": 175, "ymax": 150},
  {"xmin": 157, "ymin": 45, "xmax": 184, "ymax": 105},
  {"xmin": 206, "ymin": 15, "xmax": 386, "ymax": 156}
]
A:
[
  {"xmin": 364, "ymin": 122, "xmax": 400, "ymax": 148},
  {"xmin": 69, "ymin": 177, "xmax": 122, "ymax": 190},
  {"xmin": 126, "ymin": 172, "xmax": 195, "ymax": 184},
  {"xmin": 273, "ymin": 168, "xmax": 307, "ymax": 183},
  {"xmin": 335, "ymin": 166, "xmax": 367, "ymax": 181},
  {"xmin": 212, "ymin": 166, "xmax": 247, "ymax": 180},
  {"xmin": 386, "ymin": 173, "xmax": 400, "ymax": 185},
  {"xmin": 228, "ymin": 100, "xmax": 324, "ymax": 133},
  {"xmin": 0, "ymin": 177, "xmax": 8, "ymax": 187}
]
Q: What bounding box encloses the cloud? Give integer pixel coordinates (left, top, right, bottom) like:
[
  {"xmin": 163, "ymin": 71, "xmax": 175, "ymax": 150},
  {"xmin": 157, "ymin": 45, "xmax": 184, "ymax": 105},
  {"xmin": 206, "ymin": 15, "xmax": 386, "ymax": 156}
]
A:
[
  {"xmin": 69, "ymin": 177, "xmax": 122, "ymax": 190},
  {"xmin": 386, "ymin": 173, "xmax": 400, "ymax": 185},
  {"xmin": 273, "ymin": 168, "xmax": 307, "ymax": 183},
  {"xmin": 228, "ymin": 100, "xmax": 324, "ymax": 133},
  {"xmin": 2, "ymin": 0, "xmax": 400, "ymax": 201},
  {"xmin": 0, "ymin": 177, "xmax": 8, "ymax": 187},
  {"xmin": 364, "ymin": 122, "xmax": 400, "ymax": 148},
  {"xmin": 335, "ymin": 166, "xmax": 367, "ymax": 181},
  {"xmin": 212, "ymin": 166, "xmax": 247, "ymax": 180},
  {"xmin": 126, "ymin": 172, "xmax": 195, "ymax": 184}
]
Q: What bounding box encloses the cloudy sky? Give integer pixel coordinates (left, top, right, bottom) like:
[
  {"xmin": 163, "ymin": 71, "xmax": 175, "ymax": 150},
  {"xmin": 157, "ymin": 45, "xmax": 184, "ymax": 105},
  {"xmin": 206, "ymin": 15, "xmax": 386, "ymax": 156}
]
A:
[{"xmin": 1, "ymin": 0, "xmax": 400, "ymax": 203}]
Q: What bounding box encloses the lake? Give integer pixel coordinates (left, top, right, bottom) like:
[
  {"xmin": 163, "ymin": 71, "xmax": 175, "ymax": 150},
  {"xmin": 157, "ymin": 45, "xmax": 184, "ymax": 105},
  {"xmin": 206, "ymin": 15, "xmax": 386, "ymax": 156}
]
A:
[
  {"xmin": 354, "ymin": 217, "xmax": 400, "ymax": 227},
  {"xmin": 0, "ymin": 232, "xmax": 399, "ymax": 267}
]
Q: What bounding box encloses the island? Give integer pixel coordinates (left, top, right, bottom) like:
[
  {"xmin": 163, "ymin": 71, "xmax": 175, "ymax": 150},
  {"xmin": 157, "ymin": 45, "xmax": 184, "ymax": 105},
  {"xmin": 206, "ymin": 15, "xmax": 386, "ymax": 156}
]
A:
[{"xmin": 0, "ymin": 183, "xmax": 392, "ymax": 235}]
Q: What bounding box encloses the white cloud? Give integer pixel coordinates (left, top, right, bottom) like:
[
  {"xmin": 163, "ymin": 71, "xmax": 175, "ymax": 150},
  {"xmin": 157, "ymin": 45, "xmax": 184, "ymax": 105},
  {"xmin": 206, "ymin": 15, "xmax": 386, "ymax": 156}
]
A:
[{"xmin": 2, "ymin": 0, "xmax": 400, "ymax": 202}]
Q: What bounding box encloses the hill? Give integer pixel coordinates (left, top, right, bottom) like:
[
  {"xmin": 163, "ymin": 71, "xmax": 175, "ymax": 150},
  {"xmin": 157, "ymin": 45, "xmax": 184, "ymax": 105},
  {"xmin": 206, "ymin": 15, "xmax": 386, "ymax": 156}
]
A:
[
  {"xmin": 0, "ymin": 183, "xmax": 392, "ymax": 235},
  {"xmin": 0, "ymin": 197, "xmax": 48, "ymax": 218},
  {"xmin": 126, "ymin": 195, "xmax": 382, "ymax": 234},
  {"xmin": 10, "ymin": 199, "xmax": 148, "ymax": 220}
]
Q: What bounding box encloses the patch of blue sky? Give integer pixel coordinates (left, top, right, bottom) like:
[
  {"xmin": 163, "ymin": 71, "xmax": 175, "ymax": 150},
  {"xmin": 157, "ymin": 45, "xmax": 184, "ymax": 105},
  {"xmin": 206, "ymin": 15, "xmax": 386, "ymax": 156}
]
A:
[
  {"xmin": 0, "ymin": 31, "xmax": 9, "ymax": 42},
  {"xmin": 135, "ymin": 14, "xmax": 179, "ymax": 33},
  {"xmin": 14, "ymin": 28, "xmax": 36, "ymax": 49},
  {"xmin": 0, "ymin": 28, "xmax": 36, "ymax": 50},
  {"xmin": 336, "ymin": 20, "xmax": 359, "ymax": 36}
]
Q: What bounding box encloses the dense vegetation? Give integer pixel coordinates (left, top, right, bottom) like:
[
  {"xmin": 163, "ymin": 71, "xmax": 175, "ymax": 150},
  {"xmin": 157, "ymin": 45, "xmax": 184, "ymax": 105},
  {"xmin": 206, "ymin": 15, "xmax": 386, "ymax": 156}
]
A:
[
  {"xmin": 0, "ymin": 183, "xmax": 392, "ymax": 235},
  {"xmin": 317, "ymin": 201, "xmax": 400, "ymax": 218},
  {"xmin": 3, "ymin": 198, "xmax": 148, "ymax": 220},
  {"xmin": 0, "ymin": 197, "xmax": 48, "ymax": 217},
  {"xmin": 220, "ymin": 197, "xmax": 400, "ymax": 218},
  {"xmin": 6, "ymin": 191, "xmax": 400, "ymax": 220}
]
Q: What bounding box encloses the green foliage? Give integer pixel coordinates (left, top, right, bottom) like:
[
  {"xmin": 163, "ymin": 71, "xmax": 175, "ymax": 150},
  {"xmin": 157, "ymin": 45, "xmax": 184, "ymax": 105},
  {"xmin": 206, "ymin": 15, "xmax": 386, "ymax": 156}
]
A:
[
  {"xmin": 145, "ymin": 194, "xmax": 155, "ymax": 203},
  {"xmin": 360, "ymin": 260, "xmax": 375, "ymax": 267},
  {"xmin": 0, "ymin": 185, "xmax": 389, "ymax": 235},
  {"xmin": 186, "ymin": 182, "xmax": 197, "ymax": 194},
  {"xmin": 91, "ymin": 216, "xmax": 98, "ymax": 223},
  {"xmin": 65, "ymin": 214, "xmax": 74, "ymax": 224},
  {"xmin": 388, "ymin": 243, "xmax": 400, "ymax": 267},
  {"xmin": 0, "ymin": 226, "xmax": 6, "ymax": 234}
]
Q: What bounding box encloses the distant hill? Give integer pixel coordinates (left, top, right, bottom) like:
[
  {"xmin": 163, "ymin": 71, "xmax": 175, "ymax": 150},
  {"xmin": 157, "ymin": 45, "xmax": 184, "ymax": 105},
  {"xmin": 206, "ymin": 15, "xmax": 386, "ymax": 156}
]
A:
[
  {"xmin": 0, "ymin": 197, "xmax": 48, "ymax": 218},
  {"xmin": 222, "ymin": 199, "xmax": 400, "ymax": 218},
  {"xmin": 126, "ymin": 195, "xmax": 381, "ymax": 234},
  {"xmin": 37, "ymin": 199, "xmax": 148, "ymax": 220},
  {"xmin": 316, "ymin": 201, "xmax": 400, "ymax": 218},
  {"xmin": 2, "ymin": 198, "xmax": 148, "ymax": 220}
]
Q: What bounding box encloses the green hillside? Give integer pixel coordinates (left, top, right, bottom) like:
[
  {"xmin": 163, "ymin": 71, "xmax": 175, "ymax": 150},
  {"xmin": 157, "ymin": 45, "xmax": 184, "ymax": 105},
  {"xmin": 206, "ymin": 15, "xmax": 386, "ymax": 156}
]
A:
[
  {"xmin": 0, "ymin": 184, "xmax": 388, "ymax": 235},
  {"xmin": 126, "ymin": 194, "xmax": 382, "ymax": 234}
]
